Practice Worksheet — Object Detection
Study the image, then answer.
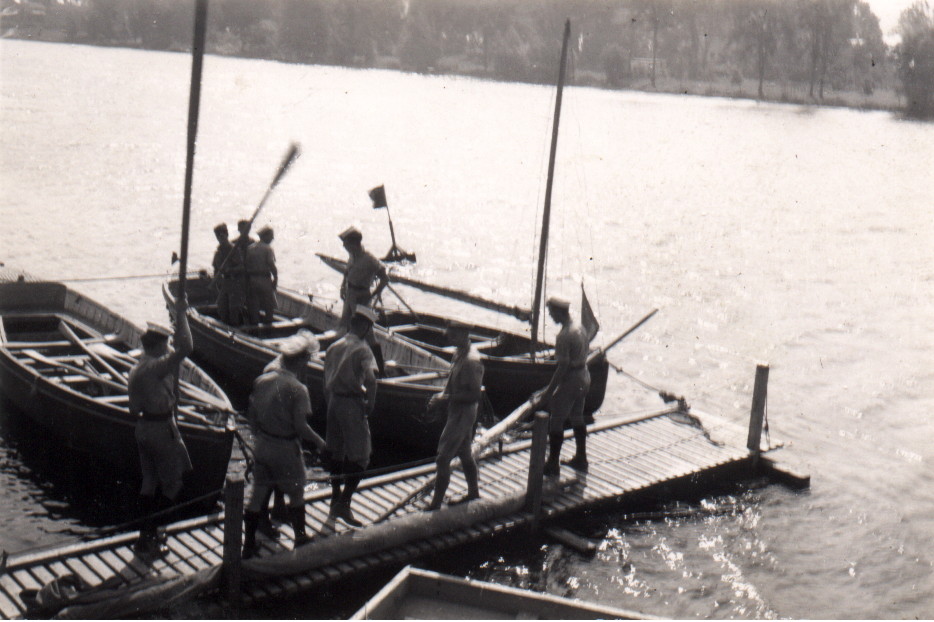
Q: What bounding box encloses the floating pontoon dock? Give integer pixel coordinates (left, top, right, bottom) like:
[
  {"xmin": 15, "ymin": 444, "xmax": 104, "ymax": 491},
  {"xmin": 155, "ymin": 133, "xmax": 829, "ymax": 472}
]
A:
[{"xmin": 0, "ymin": 391, "xmax": 806, "ymax": 619}]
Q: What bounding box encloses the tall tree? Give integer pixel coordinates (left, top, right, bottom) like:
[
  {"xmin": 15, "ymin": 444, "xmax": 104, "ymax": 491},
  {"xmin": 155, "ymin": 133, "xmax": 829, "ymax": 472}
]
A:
[{"xmin": 895, "ymin": 0, "xmax": 934, "ymax": 117}]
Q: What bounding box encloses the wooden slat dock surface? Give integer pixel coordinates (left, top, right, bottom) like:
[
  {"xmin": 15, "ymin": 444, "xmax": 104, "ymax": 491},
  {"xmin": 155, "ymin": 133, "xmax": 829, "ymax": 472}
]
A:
[{"xmin": 0, "ymin": 408, "xmax": 783, "ymax": 619}]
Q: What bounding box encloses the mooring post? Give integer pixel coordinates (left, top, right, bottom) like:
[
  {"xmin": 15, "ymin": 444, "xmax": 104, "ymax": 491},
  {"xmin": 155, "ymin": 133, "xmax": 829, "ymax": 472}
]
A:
[
  {"xmin": 222, "ymin": 474, "xmax": 244, "ymax": 609},
  {"xmin": 747, "ymin": 363, "xmax": 770, "ymax": 467},
  {"xmin": 525, "ymin": 411, "xmax": 550, "ymax": 526}
]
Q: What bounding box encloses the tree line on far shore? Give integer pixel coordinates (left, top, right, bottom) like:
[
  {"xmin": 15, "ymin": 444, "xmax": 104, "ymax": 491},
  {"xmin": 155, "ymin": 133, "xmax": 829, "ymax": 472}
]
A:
[{"xmin": 4, "ymin": 0, "xmax": 934, "ymax": 117}]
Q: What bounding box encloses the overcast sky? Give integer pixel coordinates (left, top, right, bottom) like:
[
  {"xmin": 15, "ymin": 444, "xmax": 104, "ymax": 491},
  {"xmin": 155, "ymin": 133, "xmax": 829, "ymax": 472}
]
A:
[{"xmin": 866, "ymin": 0, "xmax": 918, "ymax": 40}]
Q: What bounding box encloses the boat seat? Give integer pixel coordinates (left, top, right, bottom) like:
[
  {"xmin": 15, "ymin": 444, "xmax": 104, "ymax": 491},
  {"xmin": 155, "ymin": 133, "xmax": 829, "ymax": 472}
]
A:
[{"xmin": 389, "ymin": 324, "xmax": 421, "ymax": 334}]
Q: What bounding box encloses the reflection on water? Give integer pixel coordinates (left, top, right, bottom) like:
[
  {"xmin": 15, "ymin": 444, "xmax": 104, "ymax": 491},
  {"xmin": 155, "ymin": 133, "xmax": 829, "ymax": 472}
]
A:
[{"xmin": 1, "ymin": 38, "xmax": 933, "ymax": 618}]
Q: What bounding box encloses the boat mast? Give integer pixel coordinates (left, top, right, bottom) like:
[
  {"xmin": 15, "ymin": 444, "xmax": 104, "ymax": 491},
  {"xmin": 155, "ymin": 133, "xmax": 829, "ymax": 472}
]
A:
[
  {"xmin": 530, "ymin": 19, "xmax": 571, "ymax": 360},
  {"xmin": 173, "ymin": 0, "xmax": 208, "ymax": 411}
]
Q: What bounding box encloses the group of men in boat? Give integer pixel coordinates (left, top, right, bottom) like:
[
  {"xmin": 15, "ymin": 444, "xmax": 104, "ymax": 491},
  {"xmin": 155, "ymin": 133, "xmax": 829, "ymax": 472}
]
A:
[
  {"xmin": 126, "ymin": 223, "xmax": 593, "ymax": 560},
  {"xmin": 211, "ymin": 219, "xmax": 278, "ymax": 326}
]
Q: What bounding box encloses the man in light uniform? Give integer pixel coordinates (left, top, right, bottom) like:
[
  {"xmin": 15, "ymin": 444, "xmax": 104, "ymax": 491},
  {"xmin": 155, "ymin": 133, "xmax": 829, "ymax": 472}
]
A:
[
  {"xmin": 323, "ymin": 305, "xmax": 378, "ymax": 527},
  {"xmin": 535, "ymin": 295, "xmax": 591, "ymax": 476},
  {"xmin": 242, "ymin": 330, "xmax": 326, "ymax": 559},
  {"xmin": 245, "ymin": 225, "xmax": 278, "ymax": 325},
  {"xmin": 128, "ymin": 309, "xmax": 194, "ymax": 558},
  {"xmin": 427, "ymin": 319, "xmax": 484, "ymax": 510}
]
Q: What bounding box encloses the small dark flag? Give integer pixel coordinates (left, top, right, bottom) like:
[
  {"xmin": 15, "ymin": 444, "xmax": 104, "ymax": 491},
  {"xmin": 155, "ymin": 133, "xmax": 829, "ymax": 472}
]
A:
[
  {"xmin": 581, "ymin": 284, "xmax": 600, "ymax": 342},
  {"xmin": 369, "ymin": 185, "xmax": 388, "ymax": 209}
]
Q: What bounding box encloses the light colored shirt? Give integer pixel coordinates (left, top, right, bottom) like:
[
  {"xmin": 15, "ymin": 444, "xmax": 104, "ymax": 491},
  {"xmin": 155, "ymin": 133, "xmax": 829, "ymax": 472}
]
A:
[
  {"xmin": 343, "ymin": 249, "xmax": 385, "ymax": 291},
  {"xmin": 128, "ymin": 350, "xmax": 178, "ymax": 415},
  {"xmin": 248, "ymin": 368, "xmax": 312, "ymax": 439},
  {"xmin": 446, "ymin": 345, "xmax": 484, "ymax": 404},
  {"xmin": 324, "ymin": 333, "xmax": 377, "ymax": 397},
  {"xmin": 555, "ymin": 320, "xmax": 589, "ymax": 370},
  {"xmin": 245, "ymin": 240, "xmax": 276, "ymax": 276}
]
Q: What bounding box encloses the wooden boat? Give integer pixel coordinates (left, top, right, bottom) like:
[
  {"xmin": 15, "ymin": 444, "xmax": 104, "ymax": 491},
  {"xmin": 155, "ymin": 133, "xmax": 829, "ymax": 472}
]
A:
[
  {"xmin": 350, "ymin": 565, "xmax": 653, "ymax": 619},
  {"xmin": 0, "ymin": 275, "xmax": 235, "ymax": 500},
  {"xmin": 317, "ymin": 253, "xmax": 608, "ymax": 418},
  {"xmin": 317, "ymin": 23, "xmax": 614, "ymax": 421},
  {"xmin": 162, "ymin": 275, "xmax": 454, "ymax": 455}
]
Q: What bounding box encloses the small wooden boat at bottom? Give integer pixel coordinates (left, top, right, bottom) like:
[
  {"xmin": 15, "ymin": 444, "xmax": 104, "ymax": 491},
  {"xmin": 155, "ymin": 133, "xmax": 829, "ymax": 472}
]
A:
[
  {"xmin": 0, "ymin": 277, "xmax": 235, "ymax": 500},
  {"xmin": 350, "ymin": 565, "xmax": 654, "ymax": 620}
]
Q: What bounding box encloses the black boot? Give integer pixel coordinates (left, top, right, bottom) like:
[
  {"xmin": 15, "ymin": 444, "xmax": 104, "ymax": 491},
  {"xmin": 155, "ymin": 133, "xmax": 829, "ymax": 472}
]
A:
[
  {"xmin": 289, "ymin": 506, "xmax": 312, "ymax": 547},
  {"xmin": 133, "ymin": 495, "xmax": 164, "ymax": 558},
  {"xmin": 543, "ymin": 433, "xmax": 564, "ymax": 477},
  {"xmin": 243, "ymin": 510, "xmax": 260, "ymax": 559},
  {"xmin": 338, "ymin": 469, "xmax": 363, "ymax": 527},
  {"xmin": 562, "ymin": 426, "xmax": 589, "ymax": 472}
]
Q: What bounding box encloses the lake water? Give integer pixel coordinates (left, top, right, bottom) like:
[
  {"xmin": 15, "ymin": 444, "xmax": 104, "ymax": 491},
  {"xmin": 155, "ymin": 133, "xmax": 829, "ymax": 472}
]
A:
[{"xmin": 1, "ymin": 39, "xmax": 933, "ymax": 619}]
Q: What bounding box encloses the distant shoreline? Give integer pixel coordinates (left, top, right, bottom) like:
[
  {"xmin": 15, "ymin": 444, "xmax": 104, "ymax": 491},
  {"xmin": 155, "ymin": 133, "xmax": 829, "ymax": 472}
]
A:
[{"xmin": 3, "ymin": 30, "xmax": 905, "ymax": 116}]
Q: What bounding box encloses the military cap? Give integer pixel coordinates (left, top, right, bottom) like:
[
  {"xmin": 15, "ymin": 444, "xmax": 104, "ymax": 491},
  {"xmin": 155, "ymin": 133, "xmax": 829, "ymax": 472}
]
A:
[
  {"xmin": 143, "ymin": 321, "xmax": 172, "ymax": 339},
  {"xmin": 546, "ymin": 295, "xmax": 571, "ymax": 310},
  {"xmin": 279, "ymin": 329, "xmax": 320, "ymax": 357},
  {"xmin": 213, "ymin": 223, "xmax": 228, "ymax": 234},
  {"xmin": 339, "ymin": 226, "xmax": 363, "ymax": 243}
]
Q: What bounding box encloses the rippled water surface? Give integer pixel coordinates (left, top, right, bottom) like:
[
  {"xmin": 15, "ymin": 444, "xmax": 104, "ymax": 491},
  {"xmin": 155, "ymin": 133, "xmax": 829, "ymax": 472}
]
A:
[{"xmin": 2, "ymin": 39, "xmax": 933, "ymax": 618}]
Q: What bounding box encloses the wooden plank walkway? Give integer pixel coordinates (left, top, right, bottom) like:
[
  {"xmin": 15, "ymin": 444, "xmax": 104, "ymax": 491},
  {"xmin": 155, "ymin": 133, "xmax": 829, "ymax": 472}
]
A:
[{"xmin": 0, "ymin": 408, "xmax": 783, "ymax": 619}]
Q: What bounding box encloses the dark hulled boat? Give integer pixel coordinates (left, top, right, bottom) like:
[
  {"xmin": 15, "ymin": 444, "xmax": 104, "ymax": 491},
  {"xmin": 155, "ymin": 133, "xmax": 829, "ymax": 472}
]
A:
[
  {"xmin": 0, "ymin": 276, "xmax": 235, "ymax": 500},
  {"xmin": 162, "ymin": 276, "xmax": 453, "ymax": 455},
  {"xmin": 317, "ymin": 254, "xmax": 610, "ymax": 418}
]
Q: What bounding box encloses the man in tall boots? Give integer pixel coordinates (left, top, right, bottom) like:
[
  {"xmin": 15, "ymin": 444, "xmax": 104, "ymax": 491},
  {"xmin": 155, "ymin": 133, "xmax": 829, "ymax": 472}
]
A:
[
  {"xmin": 128, "ymin": 306, "xmax": 194, "ymax": 559},
  {"xmin": 242, "ymin": 330, "xmax": 326, "ymax": 559},
  {"xmin": 535, "ymin": 296, "xmax": 591, "ymax": 476},
  {"xmin": 323, "ymin": 305, "xmax": 379, "ymax": 527}
]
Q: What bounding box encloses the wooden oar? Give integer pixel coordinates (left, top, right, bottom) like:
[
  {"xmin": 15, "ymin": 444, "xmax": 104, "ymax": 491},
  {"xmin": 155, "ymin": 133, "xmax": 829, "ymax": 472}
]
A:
[
  {"xmin": 587, "ymin": 308, "xmax": 658, "ymax": 364},
  {"xmin": 88, "ymin": 342, "xmax": 231, "ymax": 411},
  {"xmin": 22, "ymin": 349, "xmax": 126, "ymax": 393},
  {"xmin": 317, "ymin": 253, "xmax": 533, "ymax": 322},
  {"xmin": 374, "ymin": 390, "xmax": 544, "ymax": 524},
  {"xmin": 59, "ymin": 321, "xmax": 127, "ymax": 385}
]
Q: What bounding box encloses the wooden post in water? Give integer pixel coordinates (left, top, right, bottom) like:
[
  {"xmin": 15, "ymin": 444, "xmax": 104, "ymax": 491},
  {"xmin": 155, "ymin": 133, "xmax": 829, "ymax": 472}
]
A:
[
  {"xmin": 747, "ymin": 363, "xmax": 770, "ymax": 466},
  {"xmin": 222, "ymin": 474, "xmax": 244, "ymax": 609},
  {"xmin": 525, "ymin": 411, "xmax": 550, "ymax": 527}
]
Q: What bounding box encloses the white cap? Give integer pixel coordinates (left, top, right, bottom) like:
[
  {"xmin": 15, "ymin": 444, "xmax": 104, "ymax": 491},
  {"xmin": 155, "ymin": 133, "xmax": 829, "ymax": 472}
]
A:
[
  {"xmin": 353, "ymin": 305, "xmax": 378, "ymax": 323},
  {"xmin": 279, "ymin": 329, "xmax": 320, "ymax": 357},
  {"xmin": 546, "ymin": 295, "xmax": 571, "ymax": 310}
]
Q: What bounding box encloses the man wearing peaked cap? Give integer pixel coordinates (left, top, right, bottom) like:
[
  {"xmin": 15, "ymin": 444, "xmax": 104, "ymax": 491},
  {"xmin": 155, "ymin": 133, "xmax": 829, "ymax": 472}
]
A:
[
  {"xmin": 427, "ymin": 319, "xmax": 484, "ymax": 510},
  {"xmin": 337, "ymin": 226, "xmax": 387, "ymax": 333},
  {"xmin": 322, "ymin": 304, "xmax": 379, "ymax": 527},
  {"xmin": 245, "ymin": 225, "xmax": 278, "ymax": 325},
  {"xmin": 242, "ymin": 329, "xmax": 326, "ymax": 559},
  {"xmin": 128, "ymin": 307, "xmax": 194, "ymax": 559},
  {"xmin": 537, "ymin": 293, "xmax": 591, "ymax": 476}
]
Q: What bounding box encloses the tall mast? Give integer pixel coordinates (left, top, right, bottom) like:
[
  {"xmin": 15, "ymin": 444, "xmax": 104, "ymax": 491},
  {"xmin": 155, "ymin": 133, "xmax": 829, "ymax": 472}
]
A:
[
  {"xmin": 173, "ymin": 0, "xmax": 208, "ymax": 413},
  {"xmin": 530, "ymin": 19, "xmax": 571, "ymax": 360}
]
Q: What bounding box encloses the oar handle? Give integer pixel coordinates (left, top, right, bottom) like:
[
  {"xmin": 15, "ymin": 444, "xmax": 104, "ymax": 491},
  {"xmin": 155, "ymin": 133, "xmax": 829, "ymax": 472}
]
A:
[{"xmin": 588, "ymin": 308, "xmax": 658, "ymax": 364}]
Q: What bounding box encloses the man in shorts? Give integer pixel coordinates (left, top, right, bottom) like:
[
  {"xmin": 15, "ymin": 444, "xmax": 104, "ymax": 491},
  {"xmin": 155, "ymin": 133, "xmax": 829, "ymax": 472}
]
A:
[
  {"xmin": 536, "ymin": 296, "xmax": 591, "ymax": 476},
  {"xmin": 242, "ymin": 330, "xmax": 326, "ymax": 559},
  {"xmin": 427, "ymin": 320, "xmax": 484, "ymax": 510}
]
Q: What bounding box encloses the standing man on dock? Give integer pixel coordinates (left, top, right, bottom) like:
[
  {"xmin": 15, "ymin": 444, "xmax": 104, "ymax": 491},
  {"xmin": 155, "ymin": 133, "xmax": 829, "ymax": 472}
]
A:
[
  {"xmin": 323, "ymin": 305, "xmax": 379, "ymax": 527},
  {"xmin": 427, "ymin": 320, "xmax": 484, "ymax": 510},
  {"xmin": 337, "ymin": 226, "xmax": 388, "ymax": 375},
  {"xmin": 245, "ymin": 225, "xmax": 278, "ymax": 325},
  {"xmin": 128, "ymin": 310, "xmax": 194, "ymax": 558},
  {"xmin": 242, "ymin": 331, "xmax": 326, "ymax": 559},
  {"xmin": 536, "ymin": 296, "xmax": 591, "ymax": 476}
]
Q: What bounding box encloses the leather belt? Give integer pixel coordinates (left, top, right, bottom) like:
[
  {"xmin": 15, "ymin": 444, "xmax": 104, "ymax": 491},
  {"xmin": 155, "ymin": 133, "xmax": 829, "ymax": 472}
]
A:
[
  {"xmin": 141, "ymin": 411, "xmax": 172, "ymax": 422},
  {"xmin": 258, "ymin": 426, "xmax": 297, "ymax": 441}
]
